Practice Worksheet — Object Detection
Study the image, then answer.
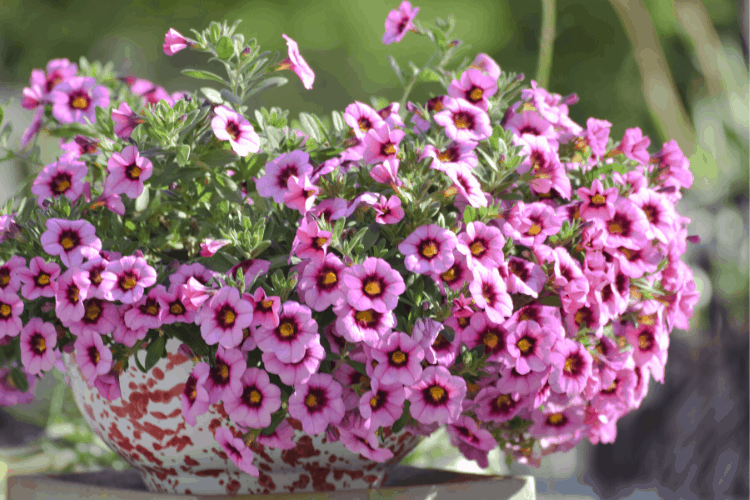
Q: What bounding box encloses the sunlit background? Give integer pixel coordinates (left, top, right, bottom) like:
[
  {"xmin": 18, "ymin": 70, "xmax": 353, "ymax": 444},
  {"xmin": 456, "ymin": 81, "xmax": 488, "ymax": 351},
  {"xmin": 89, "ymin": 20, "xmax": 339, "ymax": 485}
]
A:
[{"xmin": 0, "ymin": 0, "xmax": 747, "ymax": 498}]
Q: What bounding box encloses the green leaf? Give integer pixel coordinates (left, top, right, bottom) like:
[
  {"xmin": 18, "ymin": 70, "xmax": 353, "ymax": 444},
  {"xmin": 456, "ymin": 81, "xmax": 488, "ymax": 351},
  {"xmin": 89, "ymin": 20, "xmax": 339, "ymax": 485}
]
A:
[
  {"xmin": 344, "ymin": 359, "xmax": 367, "ymax": 375},
  {"xmin": 463, "ymin": 206, "xmax": 477, "ymax": 225},
  {"xmin": 217, "ymin": 36, "xmax": 234, "ymax": 59},
  {"xmin": 182, "ymin": 69, "xmax": 228, "ymax": 85},
  {"xmin": 262, "ymin": 408, "xmax": 288, "ymax": 436},
  {"xmin": 134, "ymin": 186, "xmax": 150, "ymax": 212},
  {"xmin": 418, "ymin": 68, "xmax": 442, "ymax": 83},
  {"xmin": 145, "ymin": 335, "xmax": 166, "ymax": 371},
  {"xmin": 246, "ymin": 77, "xmax": 288, "ymax": 98},
  {"xmin": 298, "ymin": 112, "xmax": 321, "ymax": 143},
  {"xmin": 391, "ymin": 400, "xmax": 411, "ymax": 434},
  {"xmin": 10, "ymin": 367, "xmax": 29, "ymax": 393},
  {"xmin": 220, "ymin": 89, "xmax": 241, "ymax": 105},
  {"xmin": 387, "ymin": 54, "xmax": 403, "ymax": 84},
  {"xmin": 201, "ymin": 87, "xmax": 223, "ymax": 104},
  {"xmin": 331, "ymin": 111, "xmax": 346, "ymax": 134},
  {"xmin": 176, "ymin": 145, "xmax": 191, "ymax": 167},
  {"xmin": 441, "ymin": 325, "xmax": 455, "ymax": 343},
  {"xmin": 201, "ymin": 148, "xmax": 238, "ymax": 167},
  {"xmin": 538, "ymin": 295, "xmax": 562, "ymax": 308}
]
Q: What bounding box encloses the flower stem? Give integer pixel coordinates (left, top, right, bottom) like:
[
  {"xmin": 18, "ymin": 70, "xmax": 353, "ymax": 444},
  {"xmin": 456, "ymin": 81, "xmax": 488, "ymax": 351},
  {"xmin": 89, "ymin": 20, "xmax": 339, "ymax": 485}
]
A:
[
  {"xmin": 535, "ymin": 0, "xmax": 557, "ymax": 89},
  {"xmin": 399, "ymin": 51, "xmax": 439, "ymax": 112}
]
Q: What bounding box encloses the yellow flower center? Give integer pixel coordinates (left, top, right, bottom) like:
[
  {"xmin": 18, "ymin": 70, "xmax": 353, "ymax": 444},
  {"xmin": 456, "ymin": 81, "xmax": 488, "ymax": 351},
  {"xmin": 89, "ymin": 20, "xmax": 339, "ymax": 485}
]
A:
[
  {"xmin": 517, "ymin": 338, "xmax": 531, "ymax": 353},
  {"xmin": 483, "ymin": 333, "xmax": 498, "ymax": 349},
  {"xmin": 170, "ymin": 303, "xmax": 184, "ymax": 315},
  {"xmin": 130, "ymin": 166, "xmax": 142, "ymax": 179},
  {"xmin": 323, "ymin": 272, "xmax": 337, "ymax": 285},
  {"xmin": 638, "ymin": 333, "xmax": 651, "ymax": 350},
  {"xmin": 591, "ymin": 194, "xmax": 606, "ymax": 205},
  {"xmin": 221, "ymin": 309, "xmax": 236, "ymax": 326},
  {"xmin": 0, "ymin": 304, "xmax": 11, "ymax": 318},
  {"xmin": 315, "ymin": 237, "xmax": 328, "ymax": 247},
  {"xmin": 437, "ymin": 150, "xmax": 454, "ymax": 162},
  {"xmin": 358, "ymin": 119, "xmax": 370, "ymax": 132},
  {"xmin": 219, "ymin": 364, "xmax": 229, "ymax": 380},
  {"xmin": 36, "ymin": 273, "xmax": 50, "ymax": 286},
  {"xmin": 364, "ymin": 280, "xmax": 381, "ymax": 296},
  {"xmin": 53, "ymin": 178, "xmax": 71, "ymax": 194},
  {"xmin": 249, "ymin": 390, "xmax": 262, "ymax": 404},
  {"xmin": 146, "ymin": 304, "xmax": 159, "ymax": 315},
  {"xmin": 547, "ymin": 412, "xmax": 564, "ymax": 425},
  {"xmin": 638, "ymin": 314, "xmax": 656, "ymax": 326},
  {"xmin": 355, "ymin": 310, "xmax": 374, "ymax": 323},
  {"xmin": 370, "ymin": 395, "xmax": 380, "ymax": 408},
  {"xmin": 527, "ymin": 224, "xmax": 542, "ymax": 236},
  {"xmin": 279, "ymin": 322, "xmax": 295, "ymax": 338},
  {"xmin": 608, "ymin": 221, "xmax": 624, "ymax": 234},
  {"xmin": 261, "ymin": 299, "xmax": 274, "ymax": 309},
  {"xmin": 496, "ymin": 394, "xmax": 511, "ymax": 407},
  {"xmin": 305, "ymin": 394, "xmax": 318, "ymax": 408},
  {"xmin": 390, "ymin": 350, "xmax": 406, "ymax": 365},
  {"xmin": 60, "ymin": 237, "xmax": 75, "ymax": 250},
  {"xmin": 421, "ymin": 243, "xmax": 438, "ymax": 258},
  {"xmin": 71, "ymin": 96, "xmax": 88, "ymax": 109},
  {"xmin": 121, "ymin": 277, "xmax": 137, "ymax": 290},
  {"xmin": 470, "ymin": 241, "xmax": 485, "ymax": 256},
  {"xmin": 382, "ymin": 144, "xmax": 396, "ymax": 155},
  {"xmin": 574, "ymin": 310, "xmax": 586, "ymax": 325},
  {"xmin": 469, "ymin": 87, "xmax": 483, "ymax": 101},
  {"xmin": 441, "ymin": 268, "xmax": 456, "ymax": 282},
  {"xmin": 457, "ymin": 317, "xmax": 469, "ymax": 327},
  {"xmin": 564, "ymin": 357, "xmax": 576, "ymax": 373},
  {"xmin": 429, "ymin": 385, "xmax": 445, "ymax": 402},
  {"xmin": 85, "ymin": 302, "xmax": 102, "ymax": 321},
  {"xmin": 454, "ymin": 116, "xmax": 470, "ymax": 129},
  {"xmin": 35, "ymin": 337, "xmax": 46, "ymax": 352}
]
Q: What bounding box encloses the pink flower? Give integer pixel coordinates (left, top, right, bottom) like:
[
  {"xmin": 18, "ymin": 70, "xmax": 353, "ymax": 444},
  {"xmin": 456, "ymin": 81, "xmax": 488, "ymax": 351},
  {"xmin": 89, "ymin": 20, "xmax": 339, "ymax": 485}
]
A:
[
  {"xmin": 205, "ymin": 346, "xmax": 246, "ymax": 404},
  {"xmin": 291, "ymin": 217, "xmax": 330, "ymax": 261},
  {"xmin": 0, "ymin": 289, "xmax": 24, "ymax": 340},
  {"xmin": 74, "ymin": 331, "xmax": 113, "ymax": 385},
  {"xmin": 505, "ymin": 320, "xmax": 554, "ymax": 374},
  {"xmin": 376, "ymin": 102, "xmax": 405, "ymax": 129},
  {"xmin": 447, "ymin": 416, "xmax": 497, "ymax": 468},
  {"xmin": 456, "ymin": 221, "xmax": 505, "ymax": 271},
  {"xmin": 169, "ymin": 262, "xmax": 217, "ymax": 288},
  {"xmin": 470, "ymin": 53, "xmax": 501, "ymax": 80},
  {"xmin": 93, "ymin": 369, "xmax": 122, "ymax": 401},
  {"xmin": 338, "ymin": 425, "xmax": 395, "ymax": 462},
  {"xmin": 422, "ymin": 142, "xmax": 478, "ymax": 172},
  {"xmin": 51, "ymin": 76, "xmax": 109, "ymax": 125},
  {"xmin": 474, "ymin": 386, "xmax": 529, "ymax": 422},
  {"xmin": 257, "ymin": 150, "xmax": 313, "ymax": 203},
  {"xmin": 157, "ymin": 284, "xmax": 195, "ymax": 325},
  {"xmin": 283, "ymin": 174, "xmax": 318, "ymax": 214},
  {"xmin": 112, "ymin": 313, "xmax": 148, "ymax": 348},
  {"xmin": 585, "ymin": 118, "xmax": 612, "ymax": 158},
  {"xmin": 577, "ymin": 179, "xmax": 618, "ymax": 221},
  {"xmin": 399, "ymin": 224, "xmax": 458, "ymax": 275},
  {"xmin": 246, "ymin": 288, "xmax": 280, "ymax": 329},
  {"xmin": 359, "ymin": 378, "xmax": 405, "ymax": 429},
  {"xmin": 30, "ymin": 58, "xmax": 77, "ymax": 98},
  {"xmin": 41, "ymin": 219, "xmax": 101, "ymax": 268},
  {"xmin": 255, "ymin": 301, "xmax": 318, "ymax": 363},
  {"xmin": 504, "ymin": 201, "xmax": 561, "ymax": 248},
  {"xmin": 619, "ymin": 127, "xmax": 651, "ymax": 164},
  {"xmin": 18, "ymin": 257, "xmax": 59, "ymax": 300},
  {"xmin": 54, "ymin": 268, "xmax": 90, "ymax": 325},
  {"xmin": 0, "ymin": 368, "xmax": 37, "ymax": 406},
  {"xmin": 101, "ymin": 255, "xmax": 156, "ymax": 304},
  {"xmin": 215, "ymin": 427, "xmax": 259, "ymax": 476},
  {"xmin": 297, "ymin": 253, "xmax": 346, "ymax": 312},
  {"xmin": 529, "ymin": 404, "xmax": 586, "ymax": 445},
  {"xmin": 196, "ymin": 287, "xmax": 253, "ymax": 349},
  {"xmin": 372, "ymin": 195, "xmax": 405, "ymax": 224},
  {"xmin": 31, "ymin": 158, "xmax": 87, "ymax": 207},
  {"xmin": 344, "ymin": 101, "xmax": 385, "ymax": 138},
  {"xmin": 224, "ymin": 368, "xmax": 281, "ymax": 429},
  {"xmin": 444, "ymin": 164, "xmax": 488, "ymax": 208},
  {"xmin": 549, "ymin": 338, "xmax": 593, "ymax": 396},
  {"xmin": 370, "ymin": 158, "xmax": 402, "ymax": 186},
  {"xmin": 211, "ymin": 106, "xmax": 260, "ymax": 157},
  {"xmin": 629, "ymin": 188, "xmax": 677, "ymax": 244},
  {"xmin": 104, "ymin": 145, "xmax": 153, "ymax": 199},
  {"xmin": 288, "ymin": 373, "xmax": 345, "ymax": 435},
  {"xmin": 163, "ymin": 28, "xmax": 190, "ymax": 56},
  {"xmin": 262, "ymin": 335, "xmax": 325, "ymax": 386},
  {"xmin": 370, "ymin": 331, "xmax": 425, "ymax": 386},
  {"xmin": 363, "ymin": 123, "xmax": 404, "ymax": 165},
  {"xmin": 334, "ymin": 304, "xmax": 395, "ymax": 346},
  {"xmin": 229, "ymin": 259, "xmax": 270, "ymax": 287},
  {"xmin": 182, "ymin": 362, "xmax": 211, "ymax": 426},
  {"xmin": 59, "ymin": 135, "xmax": 99, "ymax": 159},
  {"xmin": 199, "ymin": 238, "xmax": 230, "ymax": 257},
  {"xmin": 81, "ymin": 257, "xmax": 113, "ymax": 300},
  {"xmin": 341, "ymin": 257, "xmax": 405, "ymax": 313},
  {"xmin": 407, "ymin": 365, "xmax": 467, "ymax": 425},
  {"xmin": 383, "ymin": 1, "xmax": 419, "ymax": 45},
  {"xmin": 68, "ymin": 298, "xmax": 119, "ymax": 337},
  {"xmin": 462, "ymin": 312, "xmax": 508, "ymax": 363},
  {"xmin": 469, "ymin": 266, "xmax": 512, "ymax": 324},
  {"xmin": 433, "ymin": 98, "xmax": 492, "ymax": 143},
  {"xmin": 598, "ymin": 198, "xmax": 649, "ymax": 250},
  {"xmin": 111, "ymin": 102, "xmax": 143, "ymax": 139},
  {"xmin": 502, "ymin": 256, "xmax": 546, "ymax": 298},
  {"xmin": 279, "ymin": 35, "xmax": 315, "ymax": 90},
  {"xmin": 123, "ymin": 285, "xmax": 165, "ymax": 331},
  {"xmin": 256, "ymin": 420, "xmax": 297, "ymax": 450},
  {"xmin": 448, "ymin": 69, "xmax": 498, "ymax": 111}
]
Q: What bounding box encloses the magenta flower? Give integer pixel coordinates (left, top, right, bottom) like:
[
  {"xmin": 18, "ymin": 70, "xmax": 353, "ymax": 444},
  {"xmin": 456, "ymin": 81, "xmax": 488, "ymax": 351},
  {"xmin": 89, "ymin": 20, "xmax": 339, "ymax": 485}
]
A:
[
  {"xmin": 0, "ymin": 289, "xmax": 24, "ymax": 340},
  {"xmin": 211, "ymin": 105, "xmax": 260, "ymax": 157},
  {"xmin": 577, "ymin": 179, "xmax": 618, "ymax": 221},
  {"xmin": 298, "ymin": 253, "xmax": 346, "ymax": 312},
  {"xmin": 199, "ymin": 238, "xmax": 230, "ymax": 257},
  {"xmin": 51, "ymin": 76, "xmax": 109, "ymax": 125},
  {"xmin": 446, "ymin": 415, "xmax": 497, "ymax": 468},
  {"xmin": 163, "ymin": 28, "xmax": 190, "ymax": 56},
  {"xmin": 262, "ymin": 335, "xmax": 325, "ymax": 386},
  {"xmin": 549, "ymin": 338, "xmax": 593, "ymax": 396},
  {"xmin": 291, "ymin": 217, "xmax": 331, "ymax": 261},
  {"xmin": 29, "ymin": 58, "xmax": 77, "ymax": 100},
  {"xmin": 431, "ymin": 251, "xmax": 471, "ymax": 294},
  {"xmin": 256, "ymin": 301, "xmax": 318, "ymax": 363},
  {"xmin": 104, "ymin": 145, "xmax": 153, "ymax": 199},
  {"xmin": 20, "ymin": 318, "xmax": 57, "ymax": 375},
  {"xmin": 470, "ymin": 53, "xmax": 501, "ymax": 80},
  {"xmin": 363, "ymin": 123, "xmax": 405, "ymax": 165},
  {"xmin": 123, "ymin": 285, "xmax": 165, "ymax": 331},
  {"xmin": 59, "ymin": 135, "xmax": 99, "ymax": 159},
  {"xmin": 18, "ymin": 257, "xmax": 59, "ymax": 300},
  {"xmin": 334, "ymin": 304, "xmax": 395, "ymax": 346},
  {"xmin": 204, "ymin": 346, "xmax": 245, "ymax": 404},
  {"xmin": 422, "ymin": 142, "xmax": 478, "ymax": 172},
  {"xmin": 111, "ymin": 102, "xmax": 142, "ymax": 139},
  {"xmin": 372, "ymin": 195, "xmax": 405, "ymax": 224},
  {"xmin": 182, "ymin": 362, "xmax": 211, "ymax": 426},
  {"xmin": 68, "ymin": 298, "xmax": 119, "ymax": 337},
  {"xmin": 407, "ymin": 366, "xmax": 467, "ymax": 425},
  {"xmin": 0, "ymin": 256, "xmax": 25, "ymax": 294},
  {"xmin": 93, "ymin": 369, "xmax": 121, "ymax": 401},
  {"xmin": 370, "ymin": 331, "xmax": 425, "ymax": 386},
  {"xmin": 433, "ymin": 98, "xmax": 492, "ymax": 143},
  {"xmin": 256, "ymin": 420, "xmax": 296, "ymax": 450},
  {"xmin": 370, "ymin": 158, "xmax": 402, "ymax": 186},
  {"xmin": 505, "ymin": 320, "xmax": 554, "ymax": 374},
  {"xmin": 196, "ymin": 287, "xmax": 253, "ymax": 349},
  {"xmin": 215, "ymin": 427, "xmax": 259, "ymax": 476},
  {"xmin": 279, "ymin": 34, "xmax": 315, "ymax": 90},
  {"xmin": 344, "ymin": 101, "xmax": 385, "ymax": 138},
  {"xmin": 448, "ymin": 69, "xmax": 498, "ymax": 111},
  {"xmin": 456, "ymin": 221, "xmax": 504, "ymax": 271},
  {"xmin": 283, "ymin": 174, "xmax": 318, "ymax": 214},
  {"xmin": 339, "ymin": 426, "xmax": 395, "ymax": 463},
  {"xmin": 246, "ymin": 288, "xmax": 280, "ymax": 329},
  {"xmin": 599, "ymin": 198, "xmax": 649, "ymax": 250},
  {"xmin": 288, "ymin": 373, "xmax": 345, "ymax": 435},
  {"xmin": 414, "ymin": 318, "xmax": 461, "ymax": 367},
  {"xmin": 503, "ymin": 257, "xmax": 546, "ymax": 298},
  {"xmin": 376, "ymin": 102, "xmax": 405, "ymax": 129},
  {"xmin": 585, "ymin": 118, "xmax": 612, "ymax": 158},
  {"xmin": 382, "ymin": 1, "xmax": 419, "ymax": 45},
  {"xmin": 54, "ymin": 268, "xmax": 90, "ymax": 325},
  {"xmin": 359, "ymin": 378, "xmax": 405, "ymax": 429},
  {"xmin": 101, "ymin": 255, "xmax": 156, "ymax": 304},
  {"xmin": 504, "ymin": 201, "xmax": 561, "ymax": 248},
  {"xmin": 229, "ymin": 259, "xmax": 269, "ymax": 288},
  {"xmin": 469, "ymin": 266, "xmax": 512, "ymax": 324},
  {"xmin": 341, "ymin": 257, "xmax": 405, "ymax": 313},
  {"xmin": 399, "ymin": 224, "xmax": 458, "ymax": 275},
  {"xmin": 155, "ymin": 285, "xmax": 194, "ymax": 325},
  {"xmin": 80, "ymin": 257, "xmax": 114, "ymax": 300},
  {"xmin": 0, "ymin": 368, "xmax": 37, "ymax": 406},
  {"xmin": 444, "ymin": 164, "xmax": 489, "ymax": 208},
  {"xmin": 463, "ymin": 312, "xmax": 509, "ymax": 362},
  {"xmin": 474, "ymin": 386, "xmax": 529, "ymax": 422},
  {"xmin": 257, "ymin": 150, "xmax": 313, "ymax": 203},
  {"xmin": 529, "ymin": 404, "xmax": 586, "ymax": 445},
  {"xmin": 112, "ymin": 312, "xmax": 147, "ymax": 348},
  {"xmin": 224, "ymin": 368, "xmax": 281, "ymax": 429},
  {"xmin": 169, "ymin": 262, "xmax": 217, "ymax": 288},
  {"xmin": 619, "ymin": 127, "xmax": 650, "ymax": 164},
  {"xmin": 31, "ymin": 158, "xmax": 87, "ymax": 207},
  {"xmin": 41, "ymin": 218, "xmax": 101, "ymax": 268},
  {"xmin": 630, "ymin": 188, "xmax": 677, "ymax": 244},
  {"xmin": 74, "ymin": 331, "xmax": 113, "ymax": 385}
]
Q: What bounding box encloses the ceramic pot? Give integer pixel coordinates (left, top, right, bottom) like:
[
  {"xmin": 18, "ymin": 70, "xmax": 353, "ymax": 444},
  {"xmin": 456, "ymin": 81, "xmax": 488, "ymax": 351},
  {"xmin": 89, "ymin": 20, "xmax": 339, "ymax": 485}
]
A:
[{"xmin": 63, "ymin": 338, "xmax": 421, "ymax": 496}]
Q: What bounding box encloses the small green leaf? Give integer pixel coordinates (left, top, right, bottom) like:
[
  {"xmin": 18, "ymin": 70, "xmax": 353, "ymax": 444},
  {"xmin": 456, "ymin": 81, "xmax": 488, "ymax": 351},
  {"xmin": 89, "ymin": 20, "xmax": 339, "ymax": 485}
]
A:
[
  {"xmin": 217, "ymin": 36, "xmax": 234, "ymax": 59},
  {"xmin": 201, "ymin": 87, "xmax": 223, "ymax": 104},
  {"xmin": 463, "ymin": 206, "xmax": 477, "ymax": 225},
  {"xmin": 182, "ymin": 69, "xmax": 228, "ymax": 85},
  {"xmin": 441, "ymin": 325, "xmax": 455, "ymax": 343},
  {"xmin": 391, "ymin": 401, "xmax": 411, "ymax": 434},
  {"xmin": 387, "ymin": 54, "xmax": 403, "ymax": 84},
  {"xmin": 261, "ymin": 408, "xmax": 288, "ymax": 436},
  {"xmin": 134, "ymin": 186, "xmax": 150, "ymax": 212},
  {"xmin": 538, "ymin": 295, "xmax": 562, "ymax": 308},
  {"xmin": 176, "ymin": 145, "xmax": 191, "ymax": 167},
  {"xmin": 344, "ymin": 359, "xmax": 367, "ymax": 375},
  {"xmin": 201, "ymin": 149, "xmax": 239, "ymax": 167},
  {"xmin": 10, "ymin": 367, "xmax": 29, "ymax": 393},
  {"xmin": 145, "ymin": 335, "xmax": 166, "ymax": 371}
]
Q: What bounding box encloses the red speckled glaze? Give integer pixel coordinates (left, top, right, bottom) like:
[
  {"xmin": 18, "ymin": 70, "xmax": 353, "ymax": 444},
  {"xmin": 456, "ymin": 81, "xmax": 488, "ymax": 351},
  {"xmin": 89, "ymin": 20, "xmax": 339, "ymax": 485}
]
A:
[{"xmin": 63, "ymin": 339, "xmax": 421, "ymax": 496}]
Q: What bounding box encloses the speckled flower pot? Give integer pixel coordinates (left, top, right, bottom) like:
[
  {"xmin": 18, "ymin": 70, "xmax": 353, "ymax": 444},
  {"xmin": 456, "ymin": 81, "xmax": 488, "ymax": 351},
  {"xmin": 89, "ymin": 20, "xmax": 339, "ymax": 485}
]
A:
[{"xmin": 63, "ymin": 338, "xmax": 421, "ymax": 496}]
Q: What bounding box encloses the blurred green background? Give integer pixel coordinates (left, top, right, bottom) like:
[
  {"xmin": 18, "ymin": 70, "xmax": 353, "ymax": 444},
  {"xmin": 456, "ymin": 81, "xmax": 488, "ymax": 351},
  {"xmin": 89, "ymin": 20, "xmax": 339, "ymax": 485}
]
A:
[{"xmin": 0, "ymin": 0, "xmax": 747, "ymax": 498}]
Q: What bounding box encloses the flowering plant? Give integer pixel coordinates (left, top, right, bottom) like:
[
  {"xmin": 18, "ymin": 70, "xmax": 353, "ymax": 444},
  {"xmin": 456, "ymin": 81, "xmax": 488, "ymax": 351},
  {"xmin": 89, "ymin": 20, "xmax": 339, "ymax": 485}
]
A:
[{"xmin": 0, "ymin": 1, "xmax": 699, "ymax": 476}]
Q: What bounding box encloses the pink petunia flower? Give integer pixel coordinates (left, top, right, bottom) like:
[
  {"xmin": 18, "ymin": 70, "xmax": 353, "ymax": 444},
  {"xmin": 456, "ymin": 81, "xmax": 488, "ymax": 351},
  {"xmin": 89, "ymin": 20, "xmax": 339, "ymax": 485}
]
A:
[
  {"xmin": 473, "ymin": 385, "xmax": 529, "ymax": 423},
  {"xmin": 448, "ymin": 69, "xmax": 498, "ymax": 111},
  {"xmin": 334, "ymin": 304, "xmax": 395, "ymax": 346},
  {"xmin": 577, "ymin": 179, "xmax": 618, "ymax": 221},
  {"xmin": 283, "ymin": 174, "xmax": 318, "ymax": 214},
  {"xmin": 462, "ymin": 312, "xmax": 509, "ymax": 363},
  {"xmin": 255, "ymin": 301, "xmax": 318, "ymax": 363},
  {"xmin": 469, "ymin": 266, "xmax": 512, "ymax": 324},
  {"xmin": 204, "ymin": 346, "xmax": 245, "ymax": 405},
  {"xmin": 297, "ymin": 253, "xmax": 346, "ymax": 312},
  {"xmin": 196, "ymin": 287, "xmax": 253, "ymax": 348},
  {"xmin": 359, "ymin": 378, "xmax": 406, "ymax": 429},
  {"xmin": 59, "ymin": 135, "xmax": 99, "ymax": 159},
  {"xmin": 29, "ymin": 58, "xmax": 77, "ymax": 98},
  {"xmin": 54, "ymin": 268, "xmax": 90, "ymax": 325},
  {"xmin": 372, "ymin": 195, "xmax": 405, "ymax": 224},
  {"xmin": 456, "ymin": 221, "xmax": 505, "ymax": 271},
  {"xmin": 215, "ymin": 427, "xmax": 259, "ymax": 476},
  {"xmin": 20, "ymin": 108, "xmax": 44, "ymax": 149},
  {"xmin": 80, "ymin": 257, "xmax": 114, "ymax": 300},
  {"xmin": 470, "ymin": 53, "xmax": 501, "ymax": 80},
  {"xmin": 20, "ymin": 318, "xmax": 57, "ymax": 375},
  {"xmin": 0, "ymin": 368, "xmax": 37, "ymax": 406},
  {"xmin": 529, "ymin": 404, "xmax": 587, "ymax": 445},
  {"xmin": 111, "ymin": 102, "xmax": 143, "ymax": 139},
  {"xmin": 256, "ymin": 419, "xmax": 297, "ymax": 450},
  {"xmin": 257, "ymin": 150, "xmax": 313, "ymax": 203},
  {"xmin": 18, "ymin": 257, "xmax": 60, "ymax": 300},
  {"xmin": 68, "ymin": 298, "xmax": 119, "ymax": 336},
  {"xmin": 157, "ymin": 284, "xmax": 196, "ymax": 325},
  {"xmin": 182, "ymin": 362, "xmax": 211, "ymax": 426},
  {"xmin": 101, "ymin": 255, "xmax": 156, "ymax": 304},
  {"xmin": 341, "ymin": 257, "xmax": 405, "ymax": 314},
  {"xmin": 41, "ymin": 218, "xmax": 102, "ymax": 268},
  {"xmin": 74, "ymin": 331, "xmax": 113, "ymax": 385},
  {"xmin": 446, "ymin": 415, "xmax": 497, "ymax": 468},
  {"xmin": 211, "ymin": 106, "xmax": 260, "ymax": 157},
  {"xmin": 597, "ymin": 198, "xmax": 649, "ymax": 250},
  {"xmin": 338, "ymin": 424, "xmax": 395, "ymax": 462},
  {"xmin": 407, "ymin": 365, "xmax": 467, "ymax": 425},
  {"xmin": 376, "ymin": 102, "xmax": 405, "ymax": 129},
  {"xmin": 163, "ymin": 28, "xmax": 191, "ymax": 56},
  {"xmin": 399, "ymin": 224, "xmax": 458, "ymax": 275},
  {"xmin": 199, "ymin": 238, "xmax": 230, "ymax": 257},
  {"xmin": 123, "ymin": 285, "xmax": 165, "ymax": 331},
  {"xmin": 422, "ymin": 142, "xmax": 478, "ymax": 172},
  {"xmin": 504, "ymin": 201, "xmax": 561, "ymax": 248},
  {"xmin": 31, "ymin": 158, "xmax": 87, "ymax": 207},
  {"xmin": 224, "ymin": 367, "xmax": 281, "ymax": 429},
  {"xmin": 629, "ymin": 188, "xmax": 677, "ymax": 244},
  {"xmin": 549, "ymin": 338, "xmax": 593, "ymax": 396},
  {"xmin": 444, "ymin": 163, "xmax": 489, "ymax": 208},
  {"xmin": 433, "ymin": 98, "xmax": 492, "ymax": 143},
  {"xmin": 585, "ymin": 118, "xmax": 612, "ymax": 159},
  {"xmin": 382, "ymin": 1, "xmax": 419, "ymax": 45},
  {"xmin": 363, "ymin": 123, "xmax": 405, "ymax": 165},
  {"xmin": 51, "ymin": 76, "xmax": 109, "ymax": 125},
  {"xmin": 370, "ymin": 331, "xmax": 425, "ymax": 386},
  {"xmin": 619, "ymin": 127, "xmax": 650, "ymax": 165},
  {"xmin": 246, "ymin": 288, "xmax": 280, "ymax": 329},
  {"xmin": 344, "ymin": 101, "xmax": 385, "ymax": 138},
  {"xmin": 112, "ymin": 310, "xmax": 148, "ymax": 348},
  {"xmin": 262, "ymin": 335, "xmax": 325, "ymax": 386},
  {"xmin": 370, "ymin": 158, "xmax": 402, "ymax": 187},
  {"xmin": 505, "ymin": 320, "xmax": 554, "ymax": 374},
  {"xmin": 169, "ymin": 262, "xmax": 218, "ymax": 288},
  {"xmin": 288, "ymin": 373, "xmax": 345, "ymax": 435},
  {"xmin": 502, "ymin": 256, "xmax": 546, "ymax": 298},
  {"xmin": 0, "ymin": 256, "xmax": 25, "ymax": 294},
  {"xmin": 0, "ymin": 289, "xmax": 24, "ymax": 340},
  {"xmin": 279, "ymin": 35, "xmax": 315, "ymax": 90},
  {"xmin": 104, "ymin": 145, "xmax": 153, "ymax": 199}
]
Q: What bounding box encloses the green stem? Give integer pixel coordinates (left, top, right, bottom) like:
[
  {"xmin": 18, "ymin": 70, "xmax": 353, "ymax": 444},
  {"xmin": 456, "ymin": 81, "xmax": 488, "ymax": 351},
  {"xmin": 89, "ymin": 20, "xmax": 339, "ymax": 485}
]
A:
[
  {"xmin": 535, "ymin": 0, "xmax": 557, "ymax": 89},
  {"xmin": 398, "ymin": 51, "xmax": 439, "ymax": 112}
]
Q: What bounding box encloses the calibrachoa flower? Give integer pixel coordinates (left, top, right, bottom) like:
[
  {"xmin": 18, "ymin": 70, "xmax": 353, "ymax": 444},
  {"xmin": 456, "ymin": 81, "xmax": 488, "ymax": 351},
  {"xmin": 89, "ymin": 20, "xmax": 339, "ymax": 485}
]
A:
[
  {"xmin": 51, "ymin": 76, "xmax": 109, "ymax": 125},
  {"xmin": 20, "ymin": 318, "xmax": 57, "ymax": 375},
  {"xmin": 288, "ymin": 372, "xmax": 345, "ymax": 435},
  {"xmin": 224, "ymin": 367, "xmax": 281, "ymax": 429},
  {"xmin": 31, "ymin": 158, "xmax": 87, "ymax": 207},
  {"xmin": 111, "ymin": 102, "xmax": 142, "ymax": 139},
  {"xmin": 255, "ymin": 301, "xmax": 318, "ymax": 363},
  {"xmin": 334, "ymin": 304, "xmax": 395, "ymax": 346},
  {"xmin": 204, "ymin": 346, "xmax": 246, "ymax": 404},
  {"xmin": 54, "ymin": 268, "xmax": 90, "ymax": 325},
  {"xmin": 549, "ymin": 338, "xmax": 594, "ymax": 396},
  {"xmin": 28, "ymin": 58, "xmax": 77, "ymax": 100},
  {"xmin": 297, "ymin": 253, "xmax": 346, "ymax": 311},
  {"xmin": 0, "ymin": 289, "xmax": 24, "ymax": 339},
  {"xmin": 399, "ymin": 224, "xmax": 457, "ymax": 275},
  {"xmin": 446, "ymin": 415, "xmax": 497, "ymax": 468},
  {"xmin": 196, "ymin": 287, "xmax": 253, "ymax": 348},
  {"xmin": 345, "ymin": 101, "xmax": 385, "ymax": 138},
  {"xmin": 262, "ymin": 335, "xmax": 325, "ymax": 386},
  {"xmin": 19, "ymin": 257, "xmax": 59, "ymax": 300},
  {"xmin": 104, "ymin": 145, "xmax": 153, "ymax": 199},
  {"xmin": 69, "ymin": 297, "xmax": 119, "ymax": 336},
  {"xmin": 101, "ymin": 255, "xmax": 156, "ymax": 304},
  {"xmin": 257, "ymin": 150, "xmax": 313, "ymax": 203},
  {"xmin": 456, "ymin": 221, "xmax": 505, "ymax": 270},
  {"xmin": 279, "ymin": 34, "xmax": 315, "ymax": 90},
  {"xmin": 448, "ymin": 69, "xmax": 498, "ymax": 111},
  {"xmin": 199, "ymin": 238, "xmax": 230, "ymax": 257},
  {"xmin": 41, "ymin": 219, "xmax": 102, "ymax": 268},
  {"xmin": 407, "ymin": 365, "xmax": 467, "ymax": 425},
  {"xmin": 182, "ymin": 362, "xmax": 211, "ymax": 426},
  {"xmin": 505, "ymin": 320, "xmax": 554, "ymax": 374},
  {"xmin": 211, "ymin": 106, "xmax": 260, "ymax": 157},
  {"xmin": 359, "ymin": 378, "xmax": 406, "ymax": 429},
  {"xmin": 469, "ymin": 266, "xmax": 513, "ymax": 324},
  {"xmin": 474, "ymin": 385, "xmax": 529, "ymax": 422},
  {"xmin": 370, "ymin": 331, "xmax": 425, "ymax": 386},
  {"xmin": 0, "ymin": 369, "xmax": 36, "ymax": 406},
  {"xmin": 433, "ymin": 98, "xmax": 492, "ymax": 143},
  {"xmin": 341, "ymin": 257, "xmax": 405, "ymax": 313},
  {"xmin": 363, "ymin": 123, "xmax": 405, "ymax": 164},
  {"xmin": 163, "ymin": 28, "xmax": 191, "ymax": 56},
  {"xmin": 339, "ymin": 424, "xmax": 395, "ymax": 462},
  {"xmin": 74, "ymin": 331, "xmax": 113, "ymax": 384},
  {"xmin": 382, "ymin": 1, "xmax": 419, "ymax": 45},
  {"xmin": 372, "ymin": 195, "xmax": 405, "ymax": 224},
  {"xmin": 215, "ymin": 426, "xmax": 259, "ymax": 476}
]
